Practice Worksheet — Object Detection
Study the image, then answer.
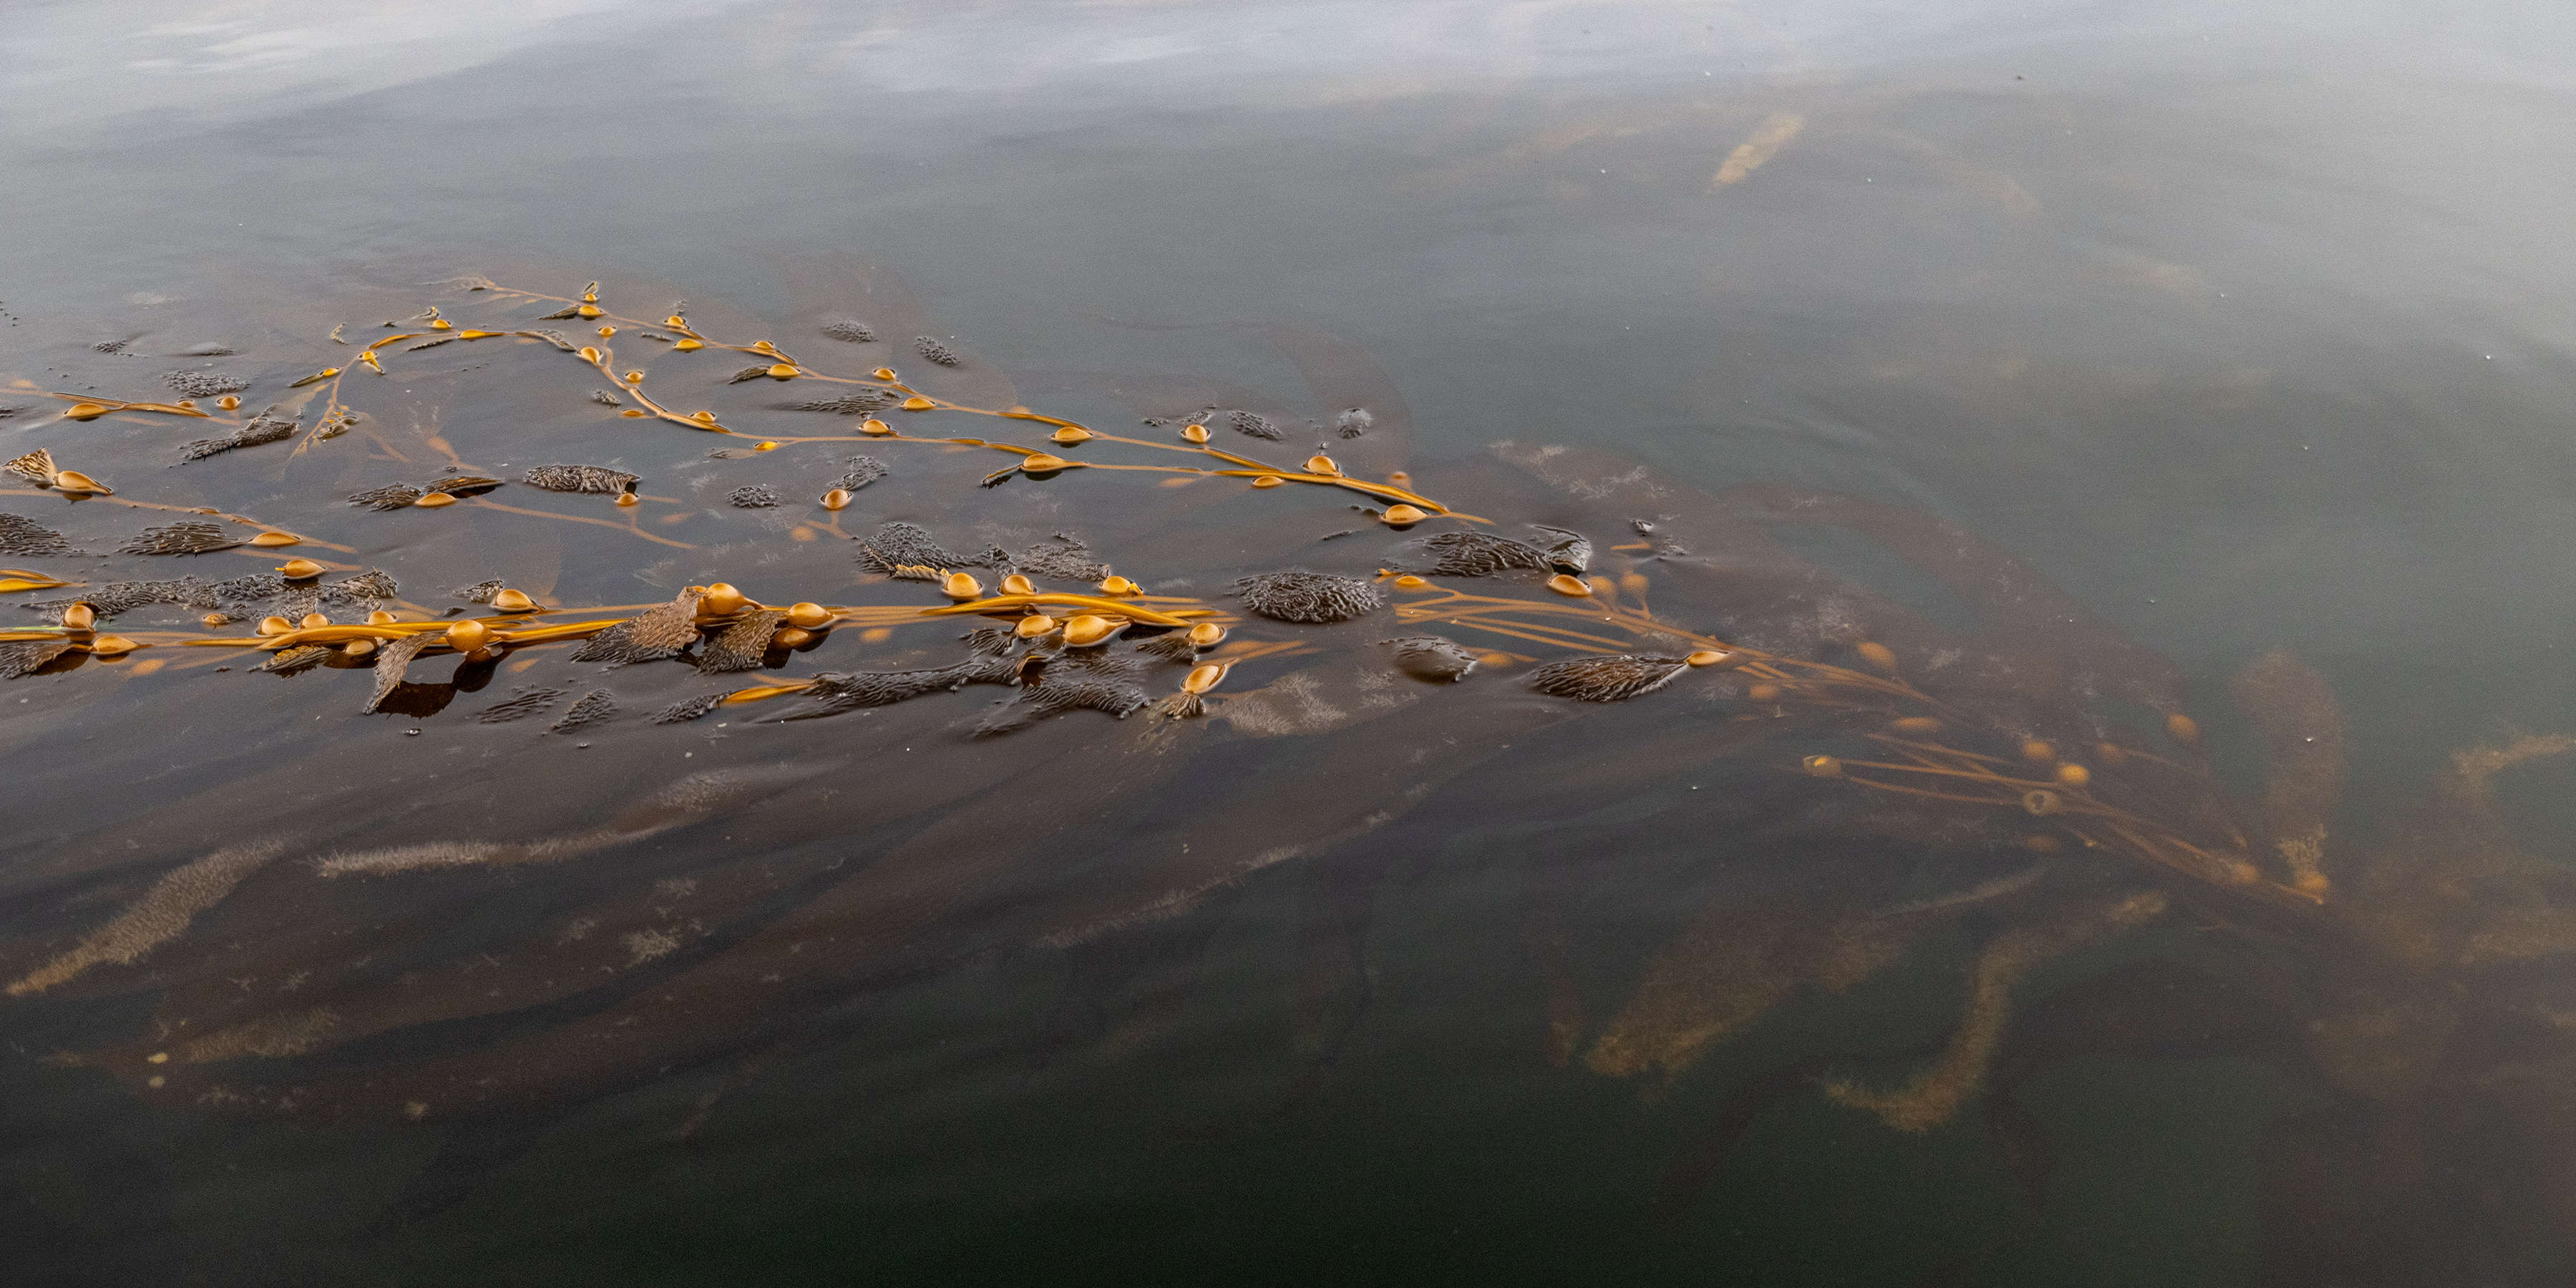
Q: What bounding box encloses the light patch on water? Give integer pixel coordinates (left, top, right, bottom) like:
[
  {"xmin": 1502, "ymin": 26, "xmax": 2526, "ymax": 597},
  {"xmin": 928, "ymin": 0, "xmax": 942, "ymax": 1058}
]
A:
[{"xmin": 7, "ymin": 841, "xmax": 287, "ymax": 996}]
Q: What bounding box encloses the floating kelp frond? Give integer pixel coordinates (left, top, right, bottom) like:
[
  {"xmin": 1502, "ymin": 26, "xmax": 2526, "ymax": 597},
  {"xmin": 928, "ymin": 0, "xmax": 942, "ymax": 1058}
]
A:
[
  {"xmin": 914, "ymin": 336, "xmax": 962, "ymax": 366},
  {"xmin": 477, "ymin": 687, "xmax": 565, "ymax": 723},
  {"xmin": 1017, "ymin": 534, "xmax": 1109, "ymax": 582},
  {"xmin": 653, "ymin": 691, "xmax": 728, "ymax": 724},
  {"xmin": 119, "ymin": 522, "xmax": 240, "ymax": 556},
  {"xmin": 0, "ymin": 514, "xmax": 77, "ymax": 558},
  {"xmin": 522, "ymin": 464, "xmax": 638, "ymax": 494},
  {"xmin": 570, "ymin": 589, "xmax": 705, "ymax": 665},
  {"xmin": 1380, "ymin": 635, "xmax": 1480, "ymax": 682},
  {"xmin": 362, "ymin": 633, "xmax": 433, "ymax": 713},
  {"xmin": 793, "ymin": 389, "xmax": 892, "ymax": 414},
  {"xmin": 318, "ymin": 570, "xmax": 399, "ymax": 607},
  {"xmin": 698, "ymin": 609, "xmax": 787, "ymax": 673},
  {"xmin": 728, "ymin": 485, "xmax": 781, "ymax": 509},
  {"xmin": 1410, "ymin": 531, "xmax": 1553, "ymax": 577},
  {"xmin": 820, "ymin": 320, "xmax": 876, "ymax": 343},
  {"xmin": 550, "ymin": 689, "xmax": 618, "ymax": 733},
  {"xmin": 26, "ymin": 578, "xmax": 206, "ymax": 619},
  {"xmin": 1228, "ymin": 410, "xmax": 1284, "ymax": 441},
  {"xmin": 961, "ymin": 626, "xmax": 1015, "ymax": 658},
  {"xmin": 1531, "ymin": 525, "xmax": 1592, "ymax": 574},
  {"xmin": 178, "ymin": 411, "xmax": 296, "ymax": 462},
  {"xmin": 525, "ymin": 328, "xmax": 578, "ymax": 351},
  {"xmin": 857, "ymin": 522, "xmax": 1009, "ymax": 575},
  {"xmin": 347, "ymin": 484, "xmax": 425, "ymax": 511},
  {"xmin": 1234, "ymin": 571, "xmax": 1382, "ymax": 623},
  {"xmin": 5, "ymin": 841, "xmax": 286, "ymax": 996},
  {"xmin": 832, "ymin": 456, "xmax": 889, "ymax": 492},
  {"xmin": 1526, "ymin": 654, "xmax": 1692, "ymax": 702},
  {"xmin": 776, "ymin": 654, "xmax": 1025, "ymax": 719},
  {"xmin": 590, "ymin": 390, "xmax": 622, "ymax": 406},
  {"xmin": 4, "ymin": 449, "xmax": 57, "ymax": 486},
  {"xmin": 350, "ymin": 477, "xmax": 499, "ymax": 509},
  {"xmin": 1134, "ymin": 632, "xmax": 1204, "ymax": 662},
  {"xmin": 726, "ymin": 365, "xmax": 772, "ymax": 384},
  {"xmin": 161, "ymin": 371, "xmax": 246, "ymax": 399},
  {"xmin": 976, "ymin": 672, "xmax": 1150, "ymax": 736},
  {"xmin": 452, "ymin": 580, "xmax": 503, "ymax": 604},
  {"xmin": 255, "ymin": 644, "xmax": 331, "ymax": 675},
  {"xmin": 0, "ymin": 638, "xmax": 75, "ymax": 679}
]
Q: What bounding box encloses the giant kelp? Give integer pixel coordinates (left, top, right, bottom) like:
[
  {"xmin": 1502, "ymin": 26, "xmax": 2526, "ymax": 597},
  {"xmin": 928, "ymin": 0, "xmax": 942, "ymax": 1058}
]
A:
[{"xmin": 4, "ymin": 264, "xmax": 2574, "ymax": 1272}]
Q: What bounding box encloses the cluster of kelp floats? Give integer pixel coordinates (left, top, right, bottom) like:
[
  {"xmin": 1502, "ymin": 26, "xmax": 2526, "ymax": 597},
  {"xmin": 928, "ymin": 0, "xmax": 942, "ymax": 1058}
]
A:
[{"xmin": 6, "ymin": 266, "xmax": 2576, "ymax": 1272}]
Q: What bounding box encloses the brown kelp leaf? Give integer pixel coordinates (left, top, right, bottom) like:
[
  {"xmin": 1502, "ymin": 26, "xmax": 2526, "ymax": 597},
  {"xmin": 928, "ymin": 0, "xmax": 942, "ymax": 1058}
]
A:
[
  {"xmin": 347, "ymin": 484, "xmax": 426, "ymax": 511},
  {"xmin": 476, "ymin": 687, "xmax": 566, "ymax": 723},
  {"xmin": 697, "ymin": 609, "xmax": 787, "ymax": 673},
  {"xmin": 792, "ymin": 389, "xmax": 892, "ymax": 415},
  {"xmin": 119, "ymin": 522, "xmax": 242, "ymax": 556},
  {"xmin": 1226, "ymin": 410, "xmax": 1283, "ymax": 441},
  {"xmin": 363, "ymin": 632, "xmax": 432, "ymax": 713},
  {"xmin": 255, "ymin": 645, "xmax": 331, "ymax": 675},
  {"xmin": 550, "ymin": 689, "xmax": 618, "ymax": 733},
  {"xmin": 0, "ymin": 638, "xmax": 75, "ymax": 679},
  {"xmin": 522, "ymin": 464, "xmax": 638, "ymax": 494},
  {"xmin": 774, "ymin": 653, "xmax": 1025, "ymax": 719},
  {"xmin": 4, "ymin": 449, "xmax": 55, "ymax": 486},
  {"xmin": 1525, "ymin": 654, "xmax": 1692, "ymax": 702},
  {"xmin": 1410, "ymin": 531, "xmax": 1551, "ymax": 577},
  {"xmin": 1380, "ymin": 635, "xmax": 1480, "ymax": 682},
  {"xmin": 0, "ymin": 514, "xmax": 78, "ymax": 557},
  {"xmin": 571, "ymin": 590, "xmax": 704, "ymax": 665},
  {"xmin": 831, "ymin": 456, "xmax": 889, "ymax": 492},
  {"xmin": 653, "ymin": 692, "xmax": 729, "ymax": 724},
  {"xmin": 857, "ymin": 522, "xmax": 1008, "ymax": 575},
  {"xmin": 1234, "ymin": 571, "xmax": 1381, "ymax": 623},
  {"xmin": 162, "ymin": 371, "xmax": 247, "ymax": 399},
  {"xmin": 179, "ymin": 411, "xmax": 296, "ymax": 462}
]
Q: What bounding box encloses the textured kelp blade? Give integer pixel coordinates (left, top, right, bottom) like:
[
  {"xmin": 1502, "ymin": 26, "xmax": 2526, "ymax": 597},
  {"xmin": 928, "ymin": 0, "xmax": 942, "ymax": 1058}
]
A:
[
  {"xmin": 362, "ymin": 633, "xmax": 432, "ymax": 713},
  {"xmin": 696, "ymin": 610, "xmax": 786, "ymax": 673},
  {"xmin": 1525, "ymin": 654, "xmax": 1689, "ymax": 702},
  {"xmin": 570, "ymin": 590, "xmax": 703, "ymax": 666},
  {"xmin": 119, "ymin": 522, "xmax": 242, "ymax": 556},
  {"xmin": 522, "ymin": 464, "xmax": 638, "ymax": 495},
  {"xmin": 773, "ymin": 654, "xmax": 1023, "ymax": 720},
  {"xmin": 1410, "ymin": 531, "xmax": 1551, "ymax": 577},
  {"xmin": 1234, "ymin": 571, "xmax": 1382, "ymax": 623},
  {"xmin": 0, "ymin": 514, "xmax": 79, "ymax": 557},
  {"xmin": 0, "ymin": 638, "xmax": 74, "ymax": 679},
  {"xmin": 550, "ymin": 690, "xmax": 617, "ymax": 733}
]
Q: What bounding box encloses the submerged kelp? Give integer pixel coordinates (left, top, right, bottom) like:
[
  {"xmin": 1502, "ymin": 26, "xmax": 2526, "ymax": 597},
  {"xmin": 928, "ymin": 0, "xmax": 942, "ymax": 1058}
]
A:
[{"xmin": 4, "ymin": 261, "xmax": 2574, "ymax": 1274}]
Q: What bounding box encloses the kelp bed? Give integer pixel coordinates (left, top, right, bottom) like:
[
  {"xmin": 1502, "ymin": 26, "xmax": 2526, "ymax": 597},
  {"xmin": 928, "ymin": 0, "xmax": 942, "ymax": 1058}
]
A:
[{"xmin": 5, "ymin": 260, "xmax": 2575, "ymax": 1278}]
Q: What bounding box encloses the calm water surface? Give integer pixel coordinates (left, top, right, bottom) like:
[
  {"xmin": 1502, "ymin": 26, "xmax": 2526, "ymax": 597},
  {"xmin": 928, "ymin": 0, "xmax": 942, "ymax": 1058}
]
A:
[{"xmin": 7, "ymin": 1, "xmax": 2576, "ymax": 1284}]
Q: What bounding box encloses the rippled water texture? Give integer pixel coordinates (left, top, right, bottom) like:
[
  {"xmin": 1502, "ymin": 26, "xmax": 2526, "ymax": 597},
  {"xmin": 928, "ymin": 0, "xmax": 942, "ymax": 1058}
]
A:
[{"xmin": 9, "ymin": 1, "xmax": 2576, "ymax": 1284}]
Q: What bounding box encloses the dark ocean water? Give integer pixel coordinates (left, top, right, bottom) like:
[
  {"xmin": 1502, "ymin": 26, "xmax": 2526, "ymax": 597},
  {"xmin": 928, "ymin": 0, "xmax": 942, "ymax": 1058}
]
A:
[{"xmin": 7, "ymin": 1, "xmax": 2576, "ymax": 1284}]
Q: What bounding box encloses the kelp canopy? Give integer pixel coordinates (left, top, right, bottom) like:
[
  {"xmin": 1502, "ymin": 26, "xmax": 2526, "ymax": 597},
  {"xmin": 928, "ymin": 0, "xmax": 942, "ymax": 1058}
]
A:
[{"xmin": 5, "ymin": 258, "xmax": 2576, "ymax": 1276}]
